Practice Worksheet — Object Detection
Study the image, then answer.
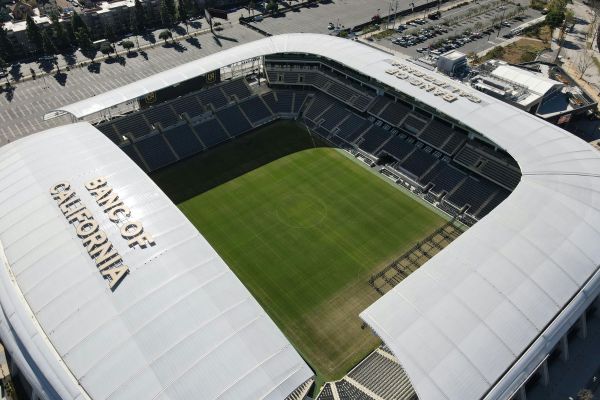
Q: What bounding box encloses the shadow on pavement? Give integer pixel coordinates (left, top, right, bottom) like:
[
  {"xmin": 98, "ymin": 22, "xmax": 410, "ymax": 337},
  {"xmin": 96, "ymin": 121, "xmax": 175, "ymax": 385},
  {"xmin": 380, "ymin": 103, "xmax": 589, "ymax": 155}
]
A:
[
  {"xmin": 87, "ymin": 62, "xmax": 101, "ymax": 73},
  {"xmin": 54, "ymin": 71, "xmax": 68, "ymax": 86},
  {"xmin": 2, "ymin": 83, "xmax": 14, "ymax": 102},
  {"xmin": 186, "ymin": 37, "xmax": 201, "ymax": 48},
  {"xmin": 9, "ymin": 64, "xmax": 22, "ymax": 82},
  {"xmin": 143, "ymin": 32, "xmax": 156, "ymax": 44}
]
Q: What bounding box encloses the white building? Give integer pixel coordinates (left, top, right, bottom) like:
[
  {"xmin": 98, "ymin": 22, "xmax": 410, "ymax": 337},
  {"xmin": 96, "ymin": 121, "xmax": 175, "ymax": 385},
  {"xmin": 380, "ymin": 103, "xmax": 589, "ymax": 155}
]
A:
[{"xmin": 436, "ymin": 50, "xmax": 468, "ymax": 77}]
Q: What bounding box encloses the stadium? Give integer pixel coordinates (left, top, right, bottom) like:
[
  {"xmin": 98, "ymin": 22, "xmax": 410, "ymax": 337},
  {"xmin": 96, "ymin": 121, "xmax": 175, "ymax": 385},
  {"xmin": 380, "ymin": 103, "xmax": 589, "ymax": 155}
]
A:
[{"xmin": 0, "ymin": 33, "xmax": 599, "ymax": 400}]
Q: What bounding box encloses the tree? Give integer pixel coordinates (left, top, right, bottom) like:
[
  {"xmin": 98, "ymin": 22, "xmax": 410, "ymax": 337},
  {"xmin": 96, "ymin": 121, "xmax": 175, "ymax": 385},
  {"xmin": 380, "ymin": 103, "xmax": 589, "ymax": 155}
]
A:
[
  {"xmin": 134, "ymin": 0, "xmax": 146, "ymax": 32},
  {"xmin": 0, "ymin": 27, "xmax": 16, "ymax": 62},
  {"xmin": 545, "ymin": 1, "xmax": 566, "ymax": 30},
  {"xmin": 26, "ymin": 15, "xmax": 43, "ymax": 53},
  {"xmin": 576, "ymin": 50, "xmax": 595, "ymax": 79},
  {"xmin": 41, "ymin": 31, "xmax": 56, "ymax": 56},
  {"xmin": 266, "ymin": 0, "xmax": 278, "ymax": 15},
  {"xmin": 160, "ymin": 0, "xmax": 176, "ymax": 29},
  {"xmin": 99, "ymin": 42, "xmax": 113, "ymax": 57},
  {"xmin": 177, "ymin": 0, "xmax": 190, "ymax": 35},
  {"xmin": 75, "ymin": 27, "xmax": 93, "ymax": 51},
  {"xmin": 64, "ymin": 22, "xmax": 76, "ymax": 45},
  {"xmin": 554, "ymin": 8, "xmax": 574, "ymax": 63},
  {"xmin": 158, "ymin": 29, "xmax": 172, "ymax": 44},
  {"xmin": 122, "ymin": 40, "xmax": 134, "ymax": 54},
  {"xmin": 71, "ymin": 12, "xmax": 90, "ymax": 42},
  {"xmin": 129, "ymin": 10, "xmax": 141, "ymax": 49},
  {"xmin": 50, "ymin": 14, "xmax": 69, "ymax": 50},
  {"xmin": 0, "ymin": 56, "xmax": 10, "ymax": 86},
  {"xmin": 104, "ymin": 23, "xmax": 117, "ymax": 53}
]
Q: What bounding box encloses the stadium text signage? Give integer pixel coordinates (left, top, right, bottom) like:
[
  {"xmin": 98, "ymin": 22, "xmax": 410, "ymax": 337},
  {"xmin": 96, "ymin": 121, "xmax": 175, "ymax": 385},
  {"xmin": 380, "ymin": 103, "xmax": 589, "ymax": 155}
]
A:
[
  {"xmin": 386, "ymin": 64, "xmax": 482, "ymax": 104},
  {"xmin": 50, "ymin": 178, "xmax": 155, "ymax": 290}
]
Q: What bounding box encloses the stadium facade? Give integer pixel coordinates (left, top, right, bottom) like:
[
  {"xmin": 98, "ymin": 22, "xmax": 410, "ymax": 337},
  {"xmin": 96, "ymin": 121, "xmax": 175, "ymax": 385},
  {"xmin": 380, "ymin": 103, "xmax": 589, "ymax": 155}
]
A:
[{"xmin": 0, "ymin": 33, "xmax": 598, "ymax": 400}]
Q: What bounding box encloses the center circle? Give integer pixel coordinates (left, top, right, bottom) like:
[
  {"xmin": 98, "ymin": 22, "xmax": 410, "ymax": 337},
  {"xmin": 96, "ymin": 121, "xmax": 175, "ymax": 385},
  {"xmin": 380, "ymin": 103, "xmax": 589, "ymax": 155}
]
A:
[{"xmin": 276, "ymin": 193, "xmax": 327, "ymax": 229}]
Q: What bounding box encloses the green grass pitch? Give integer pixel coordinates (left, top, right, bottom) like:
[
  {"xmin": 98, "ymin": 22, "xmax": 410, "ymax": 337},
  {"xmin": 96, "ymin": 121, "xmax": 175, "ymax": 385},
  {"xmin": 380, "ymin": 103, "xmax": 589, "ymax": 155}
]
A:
[{"xmin": 172, "ymin": 122, "xmax": 447, "ymax": 381}]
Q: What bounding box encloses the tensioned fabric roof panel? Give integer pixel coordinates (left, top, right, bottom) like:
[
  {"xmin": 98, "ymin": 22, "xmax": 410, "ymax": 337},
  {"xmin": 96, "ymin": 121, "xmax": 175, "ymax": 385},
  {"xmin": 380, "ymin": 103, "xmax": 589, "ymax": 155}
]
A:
[
  {"xmin": 0, "ymin": 123, "xmax": 313, "ymax": 400},
  {"xmin": 48, "ymin": 34, "xmax": 600, "ymax": 400}
]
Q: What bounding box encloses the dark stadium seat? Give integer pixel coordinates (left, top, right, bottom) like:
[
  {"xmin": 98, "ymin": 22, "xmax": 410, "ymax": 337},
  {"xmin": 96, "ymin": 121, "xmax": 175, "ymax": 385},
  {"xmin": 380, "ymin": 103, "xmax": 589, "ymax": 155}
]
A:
[
  {"xmin": 135, "ymin": 134, "xmax": 178, "ymax": 171},
  {"xmin": 475, "ymin": 189, "xmax": 510, "ymax": 219},
  {"xmin": 455, "ymin": 144, "xmax": 521, "ymax": 190},
  {"xmin": 480, "ymin": 159, "xmax": 521, "ymax": 190},
  {"xmin": 445, "ymin": 176, "xmax": 498, "ymax": 214},
  {"xmin": 379, "ymin": 101, "xmax": 411, "ymax": 126},
  {"xmin": 192, "ymin": 118, "xmax": 230, "ymax": 148},
  {"xmin": 399, "ymin": 147, "xmax": 439, "ymax": 180},
  {"xmin": 196, "ymin": 86, "xmax": 229, "ymax": 110},
  {"xmin": 320, "ymin": 102, "xmax": 351, "ymax": 132},
  {"xmin": 304, "ymin": 95, "xmax": 333, "ymax": 123},
  {"xmin": 358, "ymin": 125, "xmax": 393, "ymax": 154},
  {"xmin": 293, "ymin": 92, "xmax": 309, "ymax": 113},
  {"xmin": 368, "ymin": 96, "xmax": 391, "ymax": 117},
  {"xmin": 170, "ymin": 95, "xmax": 205, "ymax": 119},
  {"xmin": 215, "ymin": 106, "xmax": 253, "ymax": 137},
  {"xmin": 441, "ymin": 130, "xmax": 467, "ymax": 155},
  {"xmin": 335, "ymin": 114, "xmax": 368, "ymax": 142},
  {"xmin": 143, "ymin": 103, "xmax": 181, "ymax": 129},
  {"xmin": 111, "ymin": 113, "xmax": 153, "ymax": 140},
  {"xmin": 261, "ymin": 92, "xmax": 278, "ymax": 113},
  {"xmin": 276, "ymin": 91, "xmax": 295, "ymax": 113},
  {"xmin": 327, "ymin": 81, "xmax": 354, "ymax": 102},
  {"xmin": 402, "ymin": 114, "xmax": 429, "ymax": 133},
  {"xmin": 238, "ymin": 96, "xmax": 273, "ymax": 125},
  {"xmin": 163, "ymin": 123, "xmax": 204, "ymax": 159},
  {"xmin": 352, "ymin": 94, "xmax": 373, "ymax": 111},
  {"xmin": 426, "ymin": 163, "xmax": 467, "ymax": 196},
  {"xmin": 316, "ymin": 383, "xmax": 335, "ymax": 400},
  {"xmin": 348, "ymin": 352, "xmax": 416, "ymax": 400},
  {"xmin": 379, "ymin": 136, "xmax": 416, "ymax": 162},
  {"xmin": 335, "ymin": 119, "xmax": 371, "ymax": 144},
  {"xmin": 335, "ymin": 380, "xmax": 374, "ymax": 400},
  {"xmin": 418, "ymin": 119, "xmax": 452, "ymax": 150},
  {"xmin": 220, "ymin": 79, "xmax": 252, "ymax": 101},
  {"xmin": 454, "ymin": 144, "xmax": 481, "ymax": 168}
]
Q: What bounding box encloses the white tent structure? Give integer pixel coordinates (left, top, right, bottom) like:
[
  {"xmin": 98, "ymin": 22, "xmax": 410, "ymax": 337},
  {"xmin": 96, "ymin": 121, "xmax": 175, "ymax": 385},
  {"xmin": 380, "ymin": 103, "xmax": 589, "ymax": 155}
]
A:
[
  {"xmin": 16, "ymin": 33, "xmax": 600, "ymax": 400},
  {"xmin": 0, "ymin": 123, "xmax": 313, "ymax": 400}
]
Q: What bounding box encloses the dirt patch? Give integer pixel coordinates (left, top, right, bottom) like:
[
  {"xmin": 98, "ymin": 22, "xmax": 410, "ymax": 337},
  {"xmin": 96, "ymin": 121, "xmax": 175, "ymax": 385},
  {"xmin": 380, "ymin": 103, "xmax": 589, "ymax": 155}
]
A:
[{"xmin": 481, "ymin": 37, "xmax": 550, "ymax": 64}]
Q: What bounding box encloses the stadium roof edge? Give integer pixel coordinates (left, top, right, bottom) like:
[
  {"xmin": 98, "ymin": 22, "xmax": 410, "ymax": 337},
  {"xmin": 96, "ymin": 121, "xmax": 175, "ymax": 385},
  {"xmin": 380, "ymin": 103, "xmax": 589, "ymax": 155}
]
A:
[{"xmin": 43, "ymin": 34, "xmax": 600, "ymax": 400}]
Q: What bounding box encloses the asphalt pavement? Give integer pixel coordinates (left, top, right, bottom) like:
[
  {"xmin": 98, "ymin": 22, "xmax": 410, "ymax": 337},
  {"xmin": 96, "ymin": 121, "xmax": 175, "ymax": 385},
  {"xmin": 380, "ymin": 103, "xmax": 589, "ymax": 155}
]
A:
[
  {"xmin": 373, "ymin": 1, "xmax": 542, "ymax": 59},
  {"xmin": 0, "ymin": 23, "xmax": 263, "ymax": 145}
]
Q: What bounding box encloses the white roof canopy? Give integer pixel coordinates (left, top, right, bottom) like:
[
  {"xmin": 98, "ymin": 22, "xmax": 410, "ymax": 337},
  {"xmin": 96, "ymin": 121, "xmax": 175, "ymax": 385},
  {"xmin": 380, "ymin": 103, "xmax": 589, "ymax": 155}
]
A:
[
  {"xmin": 38, "ymin": 33, "xmax": 600, "ymax": 400},
  {"xmin": 0, "ymin": 123, "xmax": 312, "ymax": 400}
]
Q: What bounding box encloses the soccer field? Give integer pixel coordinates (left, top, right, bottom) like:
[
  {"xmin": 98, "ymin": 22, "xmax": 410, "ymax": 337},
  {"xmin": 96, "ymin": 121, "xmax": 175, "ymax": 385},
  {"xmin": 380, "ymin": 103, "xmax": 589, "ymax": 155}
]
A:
[{"xmin": 173, "ymin": 122, "xmax": 447, "ymax": 381}]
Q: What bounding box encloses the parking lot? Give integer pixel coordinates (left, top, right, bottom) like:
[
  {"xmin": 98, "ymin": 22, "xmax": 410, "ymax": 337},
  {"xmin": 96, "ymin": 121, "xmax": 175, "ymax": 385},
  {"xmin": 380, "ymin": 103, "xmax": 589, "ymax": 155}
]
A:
[
  {"xmin": 0, "ymin": 23, "xmax": 262, "ymax": 144},
  {"xmin": 247, "ymin": 0, "xmax": 473, "ymax": 36},
  {"xmin": 373, "ymin": 0, "xmax": 542, "ymax": 60}
]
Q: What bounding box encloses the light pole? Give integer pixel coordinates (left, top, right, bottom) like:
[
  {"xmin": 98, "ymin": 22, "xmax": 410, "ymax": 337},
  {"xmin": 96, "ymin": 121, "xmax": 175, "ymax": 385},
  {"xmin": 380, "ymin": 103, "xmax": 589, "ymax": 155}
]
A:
[{"xmin": 496, "ymin": 7, "xmax": 506, "ymax": 38}]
